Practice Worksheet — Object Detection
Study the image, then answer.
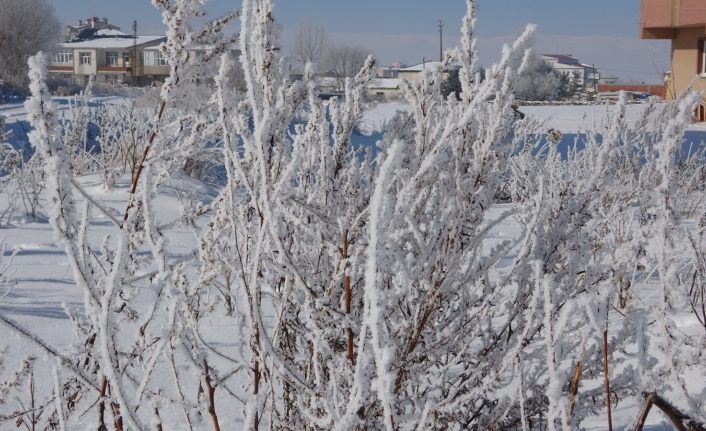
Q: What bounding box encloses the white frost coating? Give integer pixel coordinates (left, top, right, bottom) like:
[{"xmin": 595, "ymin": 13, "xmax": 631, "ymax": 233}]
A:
[
  {"xmin": 53, "ymin": 364, "xmax": 66, "ymax": 431},
  {"xmin": 5, "ymin": 0, "xmax": 706, "ymax": 429},
  {"xmin": 363, "ymin": 139, "xmax": 403, "ymax": 431}
]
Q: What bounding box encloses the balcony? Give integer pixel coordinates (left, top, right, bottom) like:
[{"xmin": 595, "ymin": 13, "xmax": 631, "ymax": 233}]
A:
[
  {"xmin": 97, "ymin": 65, "xmax": 131, "ymax": 73},
  {"xmin": 640, "ymin": 0, "xmax": 706, "ymax": 39}
]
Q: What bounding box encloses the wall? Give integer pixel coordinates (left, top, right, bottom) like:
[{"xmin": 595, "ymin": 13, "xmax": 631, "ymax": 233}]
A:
[
  {"xmin": 366, "ymin": 87, "xmax": 402, "ymax": 99},
  {"xmin": 74, "ymin": 50, "xmax": 97, "ymax": 75},
  {"xmin": 669, "ymin": 26, "xmax": 706, "ymax": 99}
]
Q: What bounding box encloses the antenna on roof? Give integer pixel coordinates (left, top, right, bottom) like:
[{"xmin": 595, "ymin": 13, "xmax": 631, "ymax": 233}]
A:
[{"xmin": 438, "ymin": 20, "xmax": 443, "ymax": 62}]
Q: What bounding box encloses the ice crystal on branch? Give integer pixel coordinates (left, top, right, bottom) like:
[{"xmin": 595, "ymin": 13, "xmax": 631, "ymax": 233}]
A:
[{"xmin": 3, "ymin": 0, "xmax": 705, "ymax": 429}]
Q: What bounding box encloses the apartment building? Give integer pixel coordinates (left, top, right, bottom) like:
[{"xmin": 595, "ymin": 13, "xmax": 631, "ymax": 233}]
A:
[
  {"xmin": 49, "ymin": 36, "xmax": 167, "ymax": 86},
  {"xmin": 540, "ymin": 54, "xmax": 600, "ymax": 90},
  {"xmin": 49, "ymin": 17, "xmax": 241, "ymax": 87},
  {"xmin": 640, "ymin": 0, "xmax": 706, "ymax": 120}
]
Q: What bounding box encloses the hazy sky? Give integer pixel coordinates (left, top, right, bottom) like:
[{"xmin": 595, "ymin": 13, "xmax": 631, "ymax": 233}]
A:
[{"xmin": 49, "ymin": 0, "xmax": 670, "ymax": 83}]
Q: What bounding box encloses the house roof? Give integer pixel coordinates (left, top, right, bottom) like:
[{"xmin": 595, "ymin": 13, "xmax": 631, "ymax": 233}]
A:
[
  {"xmin": 58, "ymin": 36, "xmax": 166, "ymax": 50},
  {"xmin": 96, "ymin": 29, "xmax": 128, "ymax": 37},
  {"xmin": 397, "ymin": 61, "xmax": 445, "ymax": 72},
  {"xmin": 368, "ymin": 78, "xmax": 400, "ymax": 90},
  {"xmin": 142, "ymin": 43, "xmax": 224, "ymax": 51},
  {"xmin": 541, "ymin": 54, "xmax": 580, "ymax": 65}
]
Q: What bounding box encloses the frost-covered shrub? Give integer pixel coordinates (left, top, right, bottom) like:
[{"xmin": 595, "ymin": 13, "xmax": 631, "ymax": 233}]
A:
[
  {"xmin": 0, "ymin": 119, "xmax": 17, "ymax": 227},
  {"xmin": 93, "ymin": 99, "xmax": 155, "ymax": 188},
  {"xmin": 0, "ymin": 135, "xmax": 43, "ymax": 222},
  {"xmin": 3, "ymin": 0, "xmax": 705, "ymax": 429}
]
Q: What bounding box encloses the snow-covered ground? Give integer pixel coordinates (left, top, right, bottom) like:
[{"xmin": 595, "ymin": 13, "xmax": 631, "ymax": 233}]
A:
[
  {"xmin": 0, "ymin": 174, "xmax": 698, "ymax": 429},
  {"xmin": 359, "ymin": 101, "xmax": 706, "ymax": 135},
  {"xmin": 0, "ymin": 95, "xmax": 127, "ymax": 124},
  {"xmin": 1, "ymin": 98, "xmax": 704, "ymax": 429}
]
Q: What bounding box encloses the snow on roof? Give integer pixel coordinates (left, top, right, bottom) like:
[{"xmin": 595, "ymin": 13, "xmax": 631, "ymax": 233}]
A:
[
  {"xmin": 96, "ymin": 29, "xmax": 128, "ymax": 37},
  {"xmin": 58, "ymin": 36, "xmax": 166, "ymax": 49},
  {"xmin": 142, "ymin": 43, "xmax": 222, "ymax": 51},
  {"xmin": 541, "ymin": 54, "xmax": 580, "ymax": 65},
  {"xmin": 551, "ymin": 62, "xmax": 586, "ymax": 71},
  {"xmin": 368, "ymin": 78, "xmax": 400, "ymax": 89},
  {"xmin": 397, "ymin": 61, "xmax": 444, "ymax": 72}
]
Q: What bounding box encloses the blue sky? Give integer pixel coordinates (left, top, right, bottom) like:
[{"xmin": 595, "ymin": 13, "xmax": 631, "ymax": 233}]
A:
[{"xmin": 49, "ymin": 0, "xmax": 670, "ymax": 83}]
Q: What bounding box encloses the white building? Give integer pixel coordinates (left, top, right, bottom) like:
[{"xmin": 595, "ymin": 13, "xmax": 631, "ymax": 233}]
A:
[
  {"xmin": 540, "ymin": 54, "xmax": 599, "ymax": 89},
  {"xmin": 49, "ymin": 36, "xmax": 167, "ymax": 86}
]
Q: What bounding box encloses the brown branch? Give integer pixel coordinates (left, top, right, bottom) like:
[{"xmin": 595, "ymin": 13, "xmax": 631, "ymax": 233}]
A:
[
  {"xmin": 122, "ymin": 100, "xmax": 167, "ymax": 222},
  {"xmin": 111, "ymin": 399, "xmax": 124, "ymax": 431},
  {"xmin": 568, "ymin": 360, "xmax": 583, "ymax": 417},
  {"xmin": 603, "ymin": 330, "xmax": 613, "ymax": 431},
  {"xmin": 394, "ymin": 278, "xmax": 444, "ymax": 393},
  {"xmin": 98, "ymin": 377, "xmax": 108, "ymax": 431},
  {"xmin": 203, "ymin": 360, "xmax": 222, "ymax": 431},
  {"xmin": 342, "ymin": 229, "xmax": 355, "ymax": 363},
  {"xmin": 634, "ymin": 392, "xmax": 706, "ymax": 431}
]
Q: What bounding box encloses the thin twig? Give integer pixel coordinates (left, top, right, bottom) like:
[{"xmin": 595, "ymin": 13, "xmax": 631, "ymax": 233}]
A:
[
  {"xmin": 203, "ymin": 360, "xmax": 222, "ymax": 431},
  {"xmin": 603, "ymin": 330, "xmax": 613, "ymax": 431}
]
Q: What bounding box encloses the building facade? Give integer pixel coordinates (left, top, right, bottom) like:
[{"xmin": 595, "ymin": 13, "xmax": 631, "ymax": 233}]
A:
[
  {"xmin": 640, "ymin": 0, "xmax": 706, "ymax": 120},
  {"xmin": 540, "ymin": 54, "xmax": 600, "ymax": 90},
  {"xmin": 49, "ymin": 36, "xmax": 167, "ymax": 86}
]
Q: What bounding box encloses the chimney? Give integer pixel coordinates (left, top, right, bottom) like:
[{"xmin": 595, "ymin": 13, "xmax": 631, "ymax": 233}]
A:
[
  {"xmin": 91, "ymin": 17, "xmax": 97, "ymax": 28},
  {"xmin": 78, "ymin": 19, "xmax": 83, "ymax": 26}
]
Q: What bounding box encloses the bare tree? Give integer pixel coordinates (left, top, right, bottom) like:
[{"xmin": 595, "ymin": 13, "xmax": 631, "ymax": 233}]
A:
[
  {"xmin": 293, "ymin": 20, "xmax": 327, "ymax": 66},
  {"xmin": 0, "ymin": 0, "xmax": 61, "ymax": 91},
  {"xmin": 323, "ymin": 44, "xmax": 370, "ymax": 91}
]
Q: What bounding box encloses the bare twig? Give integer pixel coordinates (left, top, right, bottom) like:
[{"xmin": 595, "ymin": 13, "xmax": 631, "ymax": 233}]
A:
[
  {"xmin": 568, "ymin": 360, "xmax": 583, "ymax": 417},
  {"xmin": 203, "ymin": 360, "xmax": 222, "ymax": 431},
  {"xmin": 634, "ymin": 392, "xmax": 706, "ymax": 431},
  {"xmin": 123, "ymin": 100, "xmax": 166, "ymax": 221},
  {"xmin": 603, "ymin": 330, "xmax": 613, "ymax": 431}
]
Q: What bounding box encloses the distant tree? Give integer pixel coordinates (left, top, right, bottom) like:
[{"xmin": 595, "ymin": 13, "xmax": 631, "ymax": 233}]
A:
[
  {"xmin": 0, "ymin": 0, "xmax": 61, "ymax": 91},
  {"xmin": 558, "ymin": 72, "xmax": 572, "ymax": 99},
  {"xmin": 293, "ymin": 20, "xmax": 327, "ymax": 67},
  {"xmin": 443, "ymin": 67, "xmax": 485, "ymax": 100},
  {"xmin": 442, "ymin": 68, "xmax": 462, "ymax": 99},
  {"xmin": 513, "ymin": 54, "xmax": 562, "ymax": 101},
  {"xmin": 323, "ymin": 44, "xmax": 370, "ymax": 91},
  {"xmin": 568, "ymin": 69, "xmax": 583, "ymax": 97}
]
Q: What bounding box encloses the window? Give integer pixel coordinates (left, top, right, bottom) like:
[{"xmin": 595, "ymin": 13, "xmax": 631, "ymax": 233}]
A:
[
  {"xmin": 142, "ymin": 50, "xmax": 167, "ymax": 67},
  {"xmin": 79, "ymin": 52, "xmax": 91, "ymax": 65},
  {"xmin": 696, "ymin": 103, "xmax": 706, "ymax": 122},
  {"xmin": 54, "ymin": 51, "xmax": 72, "ymax": 64},
  {"xmin": 105, "ymin": 74, "xmax": 119, "ymax": 85},
  {"xmin": 699, "ymin": 39, "xmax": 706, "ymax": 75},
  {"xmin": 123, "ymin": 52, "xmax": 131, "ymax": 66},
  {"xmin": 105, "ymin": 52, "xmax": 119, "ymax": 66}
]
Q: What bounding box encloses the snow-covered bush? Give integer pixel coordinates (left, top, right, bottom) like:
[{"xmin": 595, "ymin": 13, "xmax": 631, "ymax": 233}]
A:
[
  {"xmin": 92, "ymin": 99, "xmax": 156, "ymax": 188},
  {"xmin": 2, "ymin": 0, "xmax": 705, "ymax": 429},
  {"xmin": 0, "ymin": 138, "xmax": 43, "ymax": 222},
  {"xmin": 0, "ymin": 118, "xmax": 17, "ymax": 227}
]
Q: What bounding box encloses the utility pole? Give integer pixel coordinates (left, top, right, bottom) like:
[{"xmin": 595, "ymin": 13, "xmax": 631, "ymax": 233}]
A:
[
  {"xmin": 438, "ymin": 20, "xmax": 444, "ymax": 62},
  {"xmin": 132, "ymin": 20, "xmax": 137, "ymax": 84}
]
